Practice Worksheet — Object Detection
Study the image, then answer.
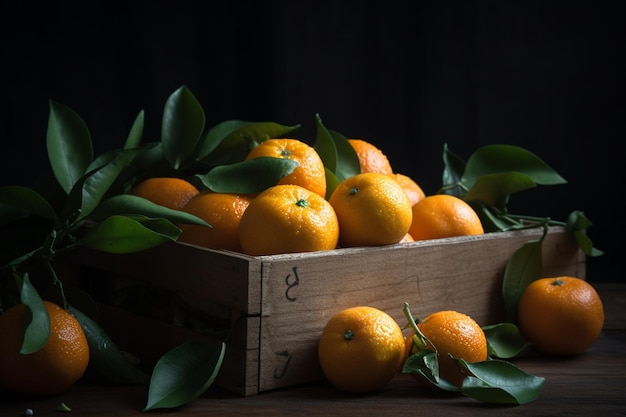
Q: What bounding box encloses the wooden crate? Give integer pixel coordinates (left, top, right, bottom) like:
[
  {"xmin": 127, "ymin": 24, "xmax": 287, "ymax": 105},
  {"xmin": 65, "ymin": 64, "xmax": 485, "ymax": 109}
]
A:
[{"xmin": 70, "ymin": 226, "xmax": 584, "ymax": 396}]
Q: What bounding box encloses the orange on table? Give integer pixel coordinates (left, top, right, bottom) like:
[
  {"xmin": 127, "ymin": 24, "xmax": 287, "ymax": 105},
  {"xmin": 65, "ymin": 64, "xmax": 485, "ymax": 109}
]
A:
[
  {"xmin": 238, "ymin": 184, "xmax": 339, "ymax": 256},
  {"xmin": 329, "ymin": 172, "xmax": 412, "ymax": 247},
  {"xmin": 394, "ymin": 173, "xmax": 426, "ymax": 206},
  {"xmin": 178, "ymin": 191, "xmax": 252, "ymax": 252},
  {"xmin": 407, "ymin": 310, "xmax": 487, "ymax": 386},
  {"xmin": 409, "ymin": 194, "xmax": 484, "ymax": 241},
  {"xmin": 518, "ymin": 276, "xmax": 604, "ymax": 356},
  {"xmin": 129, "ymin": 177, "xmax": 199, "ymax": 210},
  {"xmin": 244, "ymin": 138, "xmax": 327, "ymax": 198},
  {"xmin": 0, "ymin": 301, "xmax": 90, "ymax": 396},
  {"xmin": 348, "ymin": 139, "xmax": 394, "ymax": 176},
  {"xmin": 318, "ymin": 306, "xmax": 406, "ymax": 393}
]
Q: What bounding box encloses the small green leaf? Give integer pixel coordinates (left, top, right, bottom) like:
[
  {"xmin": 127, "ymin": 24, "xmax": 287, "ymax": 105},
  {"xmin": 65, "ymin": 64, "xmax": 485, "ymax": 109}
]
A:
[
  {"xmin": 196, "ymin": 120, "xmax": 256, "ymax": 164},
  {"xmin": 77, "ymin": 215, "xmax": 181, "ymax": 254},
  {"xmin": 198, "ymin": 120, "xmax": 300, "ymax": 166},
  {"xmin": 567, "ymin": 209, "xmax": 589, "ymax": 229},
  {"xmin": 462, "ymin": 144, "xmax": 567, "ymax": 189},
  {"xmin": 15, "ymin": 273, "xmax": 50, "ymax": 354},
  {"xmin": 483, "ymin": 323, "xmax": 531, "ymax": 359},
  {"xmin": 469, "ymin": 202, "xmax": 525, "ymax": 233},
  {"xmin": 313, "ymin": 114, "xmax": 337, "ymax": 173},
  {"xmin": 324, "ymin": 167, "xmax": 341, "ymax": 200},
  {"xmin": 90, "ymin": 194, "xmax": 209, "ymax": 226},
  {"xmin": 0, "ymin": 186, "xmax": 57, "ymax": 223},
  {"xmin": 459, "ymin": 359, "xmax": 545, "ymax": 404},
  {"xmin": 313, "ymin": 114, "xmax": 361, "ymax": 181},
  {"xmin": 502, "ymin": 238, "xmax": 544, "ymax": 323},
  {"xmin": 566, "ymin": 210, "xmax": 604, "ymax": 257},
  {"xmin": 143, "ymin": 340, "xmax": 225, "ymax": 411},
  {"xmin": 76, "ymin": 149, "xmax": 141, "ymax": 220},
  {"xmin": 441, "ymin": 143, "xmax": 466, "ymax": 197},
  {"xmin": 162, "ymin": 85, "xmax": 206, "ymax": 170},
  {"xmin": 69, "ymin": 305, "xmax": 150, "ymax": 385},
  {"xmin": 125, "ymin": 110, "xmax": 145, "ymax": 149},
  {"xmin": 121, "ymin": 142, "xmax": 170, "ymax": 181},
  {"xmin": 402, "ymin": 349, "xmax": 460, "ymax": 391},
  {"xmin": 47, "ymin": 100, "xmax": 94, "ymax": 194},
  {"xmin": 196, "ymin": 157, "xmax": 298, "ymax": 193},
  {"xmin": 464, "ymin": 172, "xmax": 537, "ymax": 210},
  {"xmin": 330, "ymin": 129, "xmax": 361, "ymax": 181}
]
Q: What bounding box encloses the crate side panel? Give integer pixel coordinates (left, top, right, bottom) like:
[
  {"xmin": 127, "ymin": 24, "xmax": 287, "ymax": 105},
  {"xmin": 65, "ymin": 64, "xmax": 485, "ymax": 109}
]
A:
[
  {"xmin": 256, "ymin": 229, "xmax": 583, "ymax": 392},
  {"xmin": 95, "ymin": 304, "xmax": 260, "ymax": 395},
  {"xmin": 70, "ymin": 243, "xmax": 263, "ymax": 316}
]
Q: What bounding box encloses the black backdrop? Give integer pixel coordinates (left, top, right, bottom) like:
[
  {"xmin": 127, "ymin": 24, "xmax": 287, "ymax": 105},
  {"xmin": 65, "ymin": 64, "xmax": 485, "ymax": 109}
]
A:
[{"xmin": 1, "ymin": 1, "xmax": 623, "ymax": 282}]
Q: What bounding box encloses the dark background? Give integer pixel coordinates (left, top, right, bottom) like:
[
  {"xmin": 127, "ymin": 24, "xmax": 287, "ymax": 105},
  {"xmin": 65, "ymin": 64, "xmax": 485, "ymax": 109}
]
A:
[{"xmin": 1, "ymin": 1, "xmax": 623, "ymax": 282}]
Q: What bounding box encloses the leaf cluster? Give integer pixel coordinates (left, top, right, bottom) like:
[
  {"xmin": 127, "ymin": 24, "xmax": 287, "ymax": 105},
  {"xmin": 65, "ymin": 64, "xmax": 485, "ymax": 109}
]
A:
[
  {"xmin": 441, "ymin": 144, "xmax": 602, "ymax": 257},
  {"xmin": 401, "ymin": 303, "xmax": 542, "ymax": 405}
]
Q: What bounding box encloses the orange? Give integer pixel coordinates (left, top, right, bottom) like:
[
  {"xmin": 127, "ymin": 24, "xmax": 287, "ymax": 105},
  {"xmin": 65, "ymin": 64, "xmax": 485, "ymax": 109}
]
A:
[
  {"xmin": 329, "ymin": 172, "xmax": 412, "ymax": 247},
  {"xmin": 318, "ymin": 306, "xmax": 406, "ymax": 393},
  {"xmin": 245, "ymin": 138, "xmax": 327, "ymax": 198},
  {"xmin": 408, "ymin": 194, "xmax": 484, "ymax": 241},
  {"xmin": 394, "ymin": 173, "xmax": 425, "ymax": 207},
  {"xmin": 518, "ymin": 276, "xmax": 605, "ymax": 356},
  {"xmin": 178, "ymin": 191, "xmax": 252, "ymax": 252},
  {"xmin": 0, "ymin": 301, "xmax": 90, "ymax": 396},
  {"xmin": 348, "ymin": 139, "xmax": 394, "ymax": 176},
  {"xmin": 238, "ymin": 184, "xmax": 339, "ymax": 256},
  {"xmin": 407, "ymin": 310, "xmax": 488, "ymax": 386},
  {"xmin": 129, "ymin": 177, "xmax": 200, "ymax": 210}
]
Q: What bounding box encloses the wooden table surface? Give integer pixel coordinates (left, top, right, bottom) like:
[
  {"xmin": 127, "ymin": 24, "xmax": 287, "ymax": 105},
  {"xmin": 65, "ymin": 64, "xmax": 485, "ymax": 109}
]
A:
[{"xmin": 1, "ymin": 283, "xmax": 625, "ymax": 416}]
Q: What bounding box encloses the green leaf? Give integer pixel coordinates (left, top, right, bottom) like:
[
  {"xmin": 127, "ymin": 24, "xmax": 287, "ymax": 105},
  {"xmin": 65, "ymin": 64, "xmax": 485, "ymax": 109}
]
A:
[
  {"xmin": 46, "ymin": 100, "xmax": 94, "ymax": 194},
  {"xmin": 502, "ymin": 237, "xmax": 544, "ymax": 323},
  {"xmin": 324, "ymin": 167, "xmax": 341, "ymax": 200},
  {"xmin": 566, "ymin": 210, "xmax": 604, "ymax": 257},
  {"xmin": 77, "ymin": 215, "xmax": 182, "ymax": 254},
  {"xmin": 196, "ymin": 120, "xmax": 256, "ymax": 164},
  {"xmin": 441, "ymin": 143, "xmax": 466, "ymax": 197},
  {"xmin": 330, "ymin": 129, "xmax": 361, "ymax": 181},
  {"xmin": 196, "ymin": 157, "xmax": 299, "ymax": 193},
  {"xmin": 198, "ymin": 120, "xmax": 301, "ymax": 166},
  {"xmin": 313, "ymin": 114, "xmax": 361, "ymax": 181},
  {"xmin": 464, "ymin": 172, "xmax": 537, "ymax": 210},
  {"xmin": 143, "ymin": 340, "xmax": 225, "ymax": 411},
  {"xmin": 15, "ymin": 273, "xmax": 50, "ymax": 354},
  {"xmin": 469, "ymin": 202, "xmax": 525, "ymax": 233},
  {"xmin": 68, "ymin": 305, "xmax": 150, "ymax": 385},
  {"xmin": 462, "ymin": 144, "xmax": 567, "ymax": 190},
  {"xmin": 313, "ymin": 114, "xmax": 337, "ymax": 173},
  {"xmin": 125, "ymin": 110, "xmax": 145, "ymax": 149},
  {"xmin": 483, "ymin": 323, "xmax": 531, "ymax": 359},
  {"xmin": 119, "ymin": 142, "xmax": 170, "ymax": 182},
  {"xmin": 90, "ymin": 194, "xmax": 209, "ymax": 226},
  {"xmin": 0, "ymin": 186, "xmax": 57, "ymax": 223},
  {"xmin": 162, "ymin": 85, "xmax": 206, "ymax": 170},
  {"xmin": 459, "ymin": 359, "xmax": 545, "ymax": 404},
  {"xmin": 402, "ymin": 351, "xmax": 459, "ymax": 391},
  {"xmin": 75, "ymin": 148, "xmax": 141, "ymax": 220}
]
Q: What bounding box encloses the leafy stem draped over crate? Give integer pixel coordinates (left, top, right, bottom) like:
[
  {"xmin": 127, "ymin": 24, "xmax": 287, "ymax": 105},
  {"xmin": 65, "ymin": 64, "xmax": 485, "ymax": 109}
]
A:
[{"xmin": 0, "ymin": 85, "xmax": 601, "ymax": 409}]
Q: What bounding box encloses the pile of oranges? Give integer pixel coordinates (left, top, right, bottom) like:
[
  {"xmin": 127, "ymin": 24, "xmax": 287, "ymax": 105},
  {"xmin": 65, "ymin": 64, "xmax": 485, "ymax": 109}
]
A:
[
  {"xmin": 130, "ymin": 137, "xmax": 484, "ymax": 256},
  {"xmin": 318, "ymin": 274, "xmax": 604, "ymax": 394}
]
